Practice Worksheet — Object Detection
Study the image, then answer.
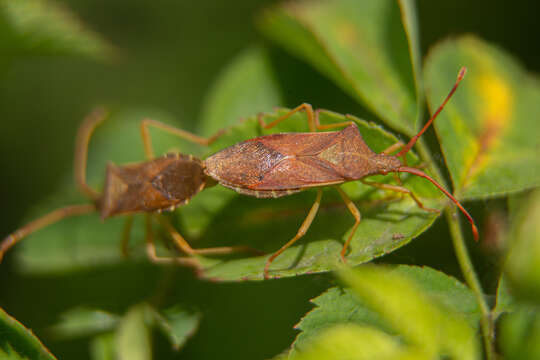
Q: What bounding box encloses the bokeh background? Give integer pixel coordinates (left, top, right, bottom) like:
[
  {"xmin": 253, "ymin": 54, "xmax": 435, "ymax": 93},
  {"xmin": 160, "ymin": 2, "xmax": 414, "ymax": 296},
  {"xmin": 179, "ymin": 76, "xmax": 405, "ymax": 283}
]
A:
[{"xmin": 1, "ymin": 1, "xmax": 539, "ymax": 359}]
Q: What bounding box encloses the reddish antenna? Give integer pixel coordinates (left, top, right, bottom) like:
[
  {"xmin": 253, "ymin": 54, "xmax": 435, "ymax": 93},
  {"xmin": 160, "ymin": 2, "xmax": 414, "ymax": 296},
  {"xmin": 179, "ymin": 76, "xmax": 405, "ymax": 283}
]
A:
[
  {"xmin": 395, "ymin": 67, "xmax": 477, "ymax": 241},
  {"xmin": 397, "ymin": 67, "xmax": 467, "ymax": 158},
  {"xmin": 398, "ymin": 166, "xmax": 479, "ymax": 241}
]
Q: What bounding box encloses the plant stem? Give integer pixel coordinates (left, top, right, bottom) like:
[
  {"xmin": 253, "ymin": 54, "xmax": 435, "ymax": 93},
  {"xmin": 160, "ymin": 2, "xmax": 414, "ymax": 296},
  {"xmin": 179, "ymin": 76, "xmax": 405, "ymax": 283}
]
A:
[
  {"xmin": 416, "ymin": 139, "xmax": 495, "ymax": 359},
  {"xmin": 445, "ymin": 208, "xmax": 495, "ymax": 360}
]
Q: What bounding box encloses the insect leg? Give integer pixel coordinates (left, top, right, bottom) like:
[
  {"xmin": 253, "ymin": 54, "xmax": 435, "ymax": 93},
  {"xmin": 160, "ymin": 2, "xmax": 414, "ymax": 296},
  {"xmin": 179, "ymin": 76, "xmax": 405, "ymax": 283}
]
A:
[
  {"xmin": 0, "ymin": 204, "xmax": 96, "ymax": 262},
  {"xmin": 74, "ymin": 108, "xmax": 109, "ymax": 201},
  {"xmin": 140, "ymin": 118, "xmax": 226, "ymax": 159},
  {"xmin": 144, "ymin": 214, "xmax": 200, "ymax": 268},
  {"xmin": 156, "ymin": 215, "xmax": 262, "ymax": 256},
  {"xmin": 258, "ymin": 103, "xmax": 318, "ymax": 131},
  {"xmin": 336, "ymin": 187, "xmax": 361, "ymax": 263},
  {"xmin": 381, "ymin": 141, "xmax": 405, "ymax": 155},
  {"xmin": 315, "ymin": 110, "xmax": 354, "ymax": 130},
  {"xmin": 360, "ymin": 179, "xmax": 439, "ymax": 213},
  {"xmin": 264, "ymin": 189, "xmax": 323, "ymax": 279},
  {"xmin": 259, "ymin": 103, "xmax": 353, "ymax": 132},
  {"xmin": 120, "ymin": 215, "xmax": 133, "ymax": 258}
]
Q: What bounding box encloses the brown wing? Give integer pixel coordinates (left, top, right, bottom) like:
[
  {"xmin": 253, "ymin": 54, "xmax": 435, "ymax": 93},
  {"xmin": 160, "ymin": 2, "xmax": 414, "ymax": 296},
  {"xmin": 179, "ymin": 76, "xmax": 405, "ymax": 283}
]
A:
[
  {"xmin": 100, "ymin": 154, "xmax": 206, "ymax": 218},
  {"xmin": 204, "ymin": 124, "xmax": 392, "ymax": 193}
]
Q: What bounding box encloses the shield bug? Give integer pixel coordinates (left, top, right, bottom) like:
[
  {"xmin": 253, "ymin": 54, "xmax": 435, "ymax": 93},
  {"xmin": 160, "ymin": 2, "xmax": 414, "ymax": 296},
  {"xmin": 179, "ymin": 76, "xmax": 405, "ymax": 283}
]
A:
[
  {"xmin": 205, "ymin": 67, "xmax": 478, "ymax": 278},
  {"xmin": 0, "ymin": 109, "xmax": 253, "ymax": 268}
]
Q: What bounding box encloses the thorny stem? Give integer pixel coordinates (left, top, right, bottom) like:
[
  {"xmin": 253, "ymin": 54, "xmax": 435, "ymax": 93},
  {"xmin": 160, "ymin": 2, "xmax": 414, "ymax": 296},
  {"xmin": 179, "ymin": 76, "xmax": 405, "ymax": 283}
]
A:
[{"xmin": 416, "ymin": 138, "xmax": 495, "ymax": 360}]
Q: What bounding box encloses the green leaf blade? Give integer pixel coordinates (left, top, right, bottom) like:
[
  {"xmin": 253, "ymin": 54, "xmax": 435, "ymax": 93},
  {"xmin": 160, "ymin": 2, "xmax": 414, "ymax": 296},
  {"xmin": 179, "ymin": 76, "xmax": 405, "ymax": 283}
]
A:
[
  {"xmin": 198, "ymin": 46, "xmax": 283, "ymax": 136},
  {"xmin": 504, "ymin": 189, "xmax": 540, "ymax": 303},
  {"xmin": 115, "ymin": 305, "xmax": 152, "ymax": 360},
  {"xmin": 289, "ymin": 324, "xmax": 430, "ymax": 360},
  {"xmin": 48, "ymin": 307, "xmax": 120, "ymax": 340},
  {"xmin": 0, "ymin": 0, "xmax": 116, "ymax": 61},
  {"xmin": 0, "ymin": 307, "xmax": 57, "ymax": 360},
  {"xmin": 424, "ymin": 36, "xmax": 540, "ymax": 200},
  {"xmin": 151, "ymin": 305, "xmax": 200, "ymax": 350},
  {"xmin": 260, "ymin": 0, "xmax": 420, "ymax": 135},
  {"xmin": 499, "ymin": 308, "xmax": 540, "ymax": 360},
  {"xmin": 339, "ymin": 265, "xmax": 480, "ymax": 360},
  {"xmin": 292, "ymin": 265, "xmax": 481, "ymax": 358}
]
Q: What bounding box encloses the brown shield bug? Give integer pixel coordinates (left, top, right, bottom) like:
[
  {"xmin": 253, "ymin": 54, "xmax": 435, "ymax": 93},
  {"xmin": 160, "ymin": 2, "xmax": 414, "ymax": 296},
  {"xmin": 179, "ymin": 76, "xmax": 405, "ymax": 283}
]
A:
[
  {"xmin": 204, "ymin": 67, "xmax": 477, "ymax": 278},
  {"xmin": 0, "ymin": 109, "xmax": 253, "ymax": 268}
]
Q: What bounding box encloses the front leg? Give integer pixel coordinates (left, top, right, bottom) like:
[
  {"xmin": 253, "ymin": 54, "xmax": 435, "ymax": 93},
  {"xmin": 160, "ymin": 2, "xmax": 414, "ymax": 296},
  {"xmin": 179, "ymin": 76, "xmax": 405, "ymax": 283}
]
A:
[
  {"xmin": 140, "ymin": 118, "xmax": 226, "ymax": 159},
  {"xmin": 258, "ymin": 104, "xmax": 353, "ymax": 133}
]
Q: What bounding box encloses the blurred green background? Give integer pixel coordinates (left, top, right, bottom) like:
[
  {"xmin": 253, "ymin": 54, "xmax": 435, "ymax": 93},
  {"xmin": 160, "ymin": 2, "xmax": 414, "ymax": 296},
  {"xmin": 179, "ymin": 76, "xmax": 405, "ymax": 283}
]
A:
[{"xmin": 1, "ymin": 1, "xmax": 539, "ymax": 359}]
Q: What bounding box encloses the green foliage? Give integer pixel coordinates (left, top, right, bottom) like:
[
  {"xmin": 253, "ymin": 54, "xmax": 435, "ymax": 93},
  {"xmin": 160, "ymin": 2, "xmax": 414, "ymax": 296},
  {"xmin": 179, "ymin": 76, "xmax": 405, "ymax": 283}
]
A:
[
  {"xmin": 424, "ymin": 36, "xmax": 540, "ymax": 200},
  {"xmin": 0, "ymin": 307, "xmax": 56, "ymax": 360},
  {"xmin": 90, "ymin": 333, "xmax": 115, "ymax": 360},
  {"xmin": 198, "ymin": 46, "xmax": 284, "ymax": 136},
  {"xmin": 47, "ymin": 303, "xmax": 200, "ymax": 360},
  {"xmin": 259, "ymin": 0, "xmax": 421, "ymax": 135},
  {"xmin": 150, "ymin": 305, "xmax": 200, "ymax": 350},
  {"xmin": 116, "ymin": 304, "xmax": 152, "ymax": 360},
  {"xmin": 293, "ymin": 266, "xmax": 480, "ymax": 359},
  {"xmin": 495, "ymin": 190, "xmax": 540, "ymax": 359},
  {"xmin": 504, "ymin": 189, "xmax": 540, "ymax": 302},
  {"xmin": 1, "ymin": 0, "xmax": 539, "ymax": 359},
  {"xmin": 289, "ymin": 324, "xmax": 430, "ymax": 360},
  {"xmin": 0, "ymin": 0, "xmax": 116, "ymax": 61},
  {"xmin": 48, "ymin": 307, "xmax": 119, "ymax": 339},
  {"xmin": 499, "ymin": 308, "xmax": 540, "ymax": 360}
]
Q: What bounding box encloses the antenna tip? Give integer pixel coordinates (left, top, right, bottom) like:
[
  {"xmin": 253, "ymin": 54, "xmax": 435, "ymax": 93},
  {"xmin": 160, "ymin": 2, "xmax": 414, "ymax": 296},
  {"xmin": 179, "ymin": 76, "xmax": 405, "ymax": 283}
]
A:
[
  {"xmin": 472, "ymin": 223, "xmax": 479, "ymax": 242},
  {"xmin": 458, "ymin": 67, "xmax": 467, "ymax": 81}
]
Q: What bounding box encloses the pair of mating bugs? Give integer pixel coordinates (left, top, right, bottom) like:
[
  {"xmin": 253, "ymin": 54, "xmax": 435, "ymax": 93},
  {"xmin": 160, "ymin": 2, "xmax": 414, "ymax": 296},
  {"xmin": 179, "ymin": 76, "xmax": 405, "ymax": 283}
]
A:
[{"xmin": 0, "ymin": 67, "xmax": 477, "ymax": 279}]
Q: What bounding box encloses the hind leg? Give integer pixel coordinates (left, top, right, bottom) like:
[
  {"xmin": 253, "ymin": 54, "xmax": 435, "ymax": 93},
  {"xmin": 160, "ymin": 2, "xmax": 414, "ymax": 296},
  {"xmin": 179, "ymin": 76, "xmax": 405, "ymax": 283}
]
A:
[
  {"xmin": 156, "ymin": 215, "xmax": 262, "ymax": 256},
  {"xmin": 144, "ymin": 215, "xmax": 201, "ymax": 268}
]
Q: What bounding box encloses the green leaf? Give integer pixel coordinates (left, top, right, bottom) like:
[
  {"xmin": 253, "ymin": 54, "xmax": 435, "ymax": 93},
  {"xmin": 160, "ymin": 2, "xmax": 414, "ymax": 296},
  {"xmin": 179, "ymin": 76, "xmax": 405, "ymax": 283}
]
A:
[
  {"xmin": 259, "ymin": 0, "xmax": 420, "ymax": 135},
  {"xmin": 499, "ymin": 307, "xmax": 540, "ymax": 360},
  {"xmin": 149, "ymin": 305, "xmax": 200, "ymax": 350},
  {"xmin": 48, "ymin": 307, "xmax": 119, "ymax": 340},
  {"xmin": 293, "ymin": 265, "xmax": 480, "ymax": 357},
  {"xmin": 90, "ymin": 333, "xmax": 115, "ymax": 360},
  {"xmin": 0, "ymin": 307, "xmax": 57, "ymax": 360},
  {"xmin": 288, "ymin": 324, "xmax": 430, "ymax": 360},
  {"xmin": 504, "ymin": 188, "xmax": 540, "ymax": 303},
  {"xmin": 494, "ymin": 275, "xmax": 517, "ymax": 319},
  {"xmin": 198, "ymin": 46, "xmax": 283, "ymax": 136},
  {"xmin": 397, "ymin": 0, "xmax": 423, "ymax": 122},
  {"xmin": 338, "ymin": 265, "xmax": 480, "ymax": 360},
  {"xmin": 0, "ymin": 0, "xmax": 116, "ymax": 61},
  {"xmin": 291, "ymin": 287, "xmax": 388, "ymax": 356},
  {"xmin": 424, "ymin": 36, "xmax": 540, "ymax": 200},
  {"xmin": 186, "ymin": 109, "xmax": 444, "ymax": 280},
  {"xmin": 115, "ymin": 304, "xmax": 152, "ymax": 360}
]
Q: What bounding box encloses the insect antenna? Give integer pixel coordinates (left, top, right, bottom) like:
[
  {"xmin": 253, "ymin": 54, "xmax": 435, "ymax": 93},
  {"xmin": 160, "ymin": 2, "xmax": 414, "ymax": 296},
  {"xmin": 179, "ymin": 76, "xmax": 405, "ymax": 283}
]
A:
[
  {"xmin": 396, "ymin": 67, "xmax": 467, "ymax": 158},
  {"xmin": 398, "ymin": 166, "xmax": 478, "ymax": 241}
]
